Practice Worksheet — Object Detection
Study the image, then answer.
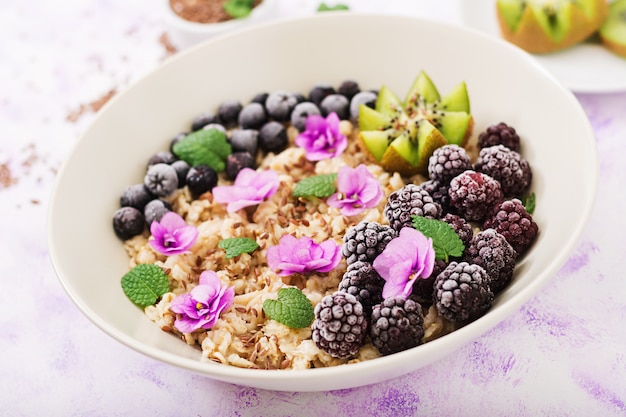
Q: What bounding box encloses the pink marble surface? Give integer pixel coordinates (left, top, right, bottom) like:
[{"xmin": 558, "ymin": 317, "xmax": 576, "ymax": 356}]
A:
[{"xmin": 2, "ymin": 0, "xmax": 625, "ymax": 415}]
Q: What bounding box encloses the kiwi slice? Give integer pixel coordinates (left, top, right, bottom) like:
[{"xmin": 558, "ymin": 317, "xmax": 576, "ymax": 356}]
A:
[
  {"xmin": 599, "ymin": 0, "xmax": 626, "ymax": 57},
  {"xmin": 357, "ymin": 71, "xmax": 472, "ymax": 176}
]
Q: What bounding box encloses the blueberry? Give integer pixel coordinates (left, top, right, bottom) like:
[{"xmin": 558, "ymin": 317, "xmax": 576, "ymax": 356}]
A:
[
  {"xmin": 170, "ymin": 132, "xmax": 187, "ymax": 153},
  {"xmin": 120, "ymin": 183, "xmax": 154, "ymax": 211},
  {"xmin": 202, "ymin": 123, "xmax": 227, "ymax": 136},
  {"xmin": 230, "ymin": 129, "xmax": 259, "ymax": 155},
  {"xmin": 191, "ymin": 112, "xmax": 218, "ymax": 131},
  {"xmin": 218, "ymin": 99, "xmax": 243, "ymax": 128},
  {"xmin": 113, "ymin": 207, "xmax": 145, "ymax": 240},
  {"xmin": 186, "ymin": 164, "xmax": 218, "ymax": 198},
  {"xmin": 171, "ymin": 160, "xmax": 191, "ymax": 188},
  {"xmin": 308, "ymin": 83, "xmax": 335, "ymax": 106},
  {"xmin": 338, "ymin": 80, "xmax": 360, "ymax": 101},
  {"xmin": 251, "ymin": 92, "xmax": 269, "ymax": 105},
  {"xmin": 349, "ymin": 90, "xmax": 378, "ymax": 121},
  {"xmin": 147, "ymin": 151, "xmax": 177, "ymax": 168},
  {"xmin": 290, "ymin": 102, "xmax": 321, "ymax": 132},
  {"xmin": 320, "ymin": 94, "xmax": 350, "ymax": 120},
  {"xmin": 144, "ymin": 163, "xmax": 179, "ymax": 197},
  {"xmin": 258, "ymin": 121, "xmax": 288, "ymax": 154},
  {"xmin": 143, "ymin": 199, "xmax": 172, "ymax": 227},
  {"xmin": 265, "ymin": 91, "xmax": 298, "ymax": 122},
  {"xmin": 292, "ymin": 92, "xmax": 306, "ymax": 104},
  {"xmin": 226, "ymin": 152, "xmax": 256, "ymax": 181},
  {"xmin": 238, "ymin": 102, "xmax": 267, "ymax": 129}
]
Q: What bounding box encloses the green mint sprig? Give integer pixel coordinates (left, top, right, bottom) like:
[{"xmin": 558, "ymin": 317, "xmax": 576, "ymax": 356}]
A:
[
  {"xmin": 521, "ymin": 192, "xmax": 536, "ymax": 215},
  {"xmin": 412, "ymin": 216, "xmax": 465, "ymax": 262},
  {"xmin": 121, "ymin": 263, "xmax": 170, "ymax": 307},
  {"xmin": 172, "ymin": 128, "xmax": 231, "ymax": 172},
  {"xmin": 224, "ymin": 0, "xmax": 255, "ymax": 19},
  {"xmin": 317, "ymin": 3, "xmax": 350, "ymax": 11},
  {"xmin": 262, "ymin": 287, "xmax": 315, "ymax": 329},
  {"xmin": 292, "ymin": 173, "xmax": 337, "ymax": 198},
  {"xmin": 218, "ymin": 237, "xmax": 260, "ymax": 258}
]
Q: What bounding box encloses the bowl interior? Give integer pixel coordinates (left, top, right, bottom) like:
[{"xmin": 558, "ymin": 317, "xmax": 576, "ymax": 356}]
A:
[{"xmin": 48, "ymin": 13, "xmax": 597, "ymax": 392}]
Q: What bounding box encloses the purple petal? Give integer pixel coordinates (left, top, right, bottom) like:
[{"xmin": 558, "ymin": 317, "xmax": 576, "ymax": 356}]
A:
[
  {"xmin": 233, "ymin": 167, "xmax": 258, "ymax": 187},
  {"xmin": 158, "ymin": 211, "xmax": 187, "ymax": 231},
  {"xmin": 173, "ymin": 226, "xmax": 199, "ymax": 250}
]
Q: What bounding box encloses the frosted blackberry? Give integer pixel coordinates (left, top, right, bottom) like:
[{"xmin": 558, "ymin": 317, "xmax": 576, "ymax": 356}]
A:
[
  {"xmin": 483, "ymin": 199, "xmax": 538, "ymax": 255},
  {"xmin": 338, "ymin": 261, "xmax": 384, "ymax": 314},
  {"xmin": 113, "ymin": 207, "xmax": 145, "ymax": 240},
  {"xmin": 441, "ymin": 213, "xmax": 473, "ymax": 250},
  {"xmin": 171, "ymin": 160, "xmax": 190, "ymax": 188},
  {"xmin": 370, "ymin": 297, "xmax": 424, "ymax": 356},
  {"xmin": 384, "ymin": 184, "xmax": 442, "ymax": 232},
  {"xmin": 475, "ymin": 145, "xmax": 532, "ymax": 197},
  {"xmin": 478, "ymin": 122, "xmax": 521, "ymax": 151},
  {"xmin": 465, "ymin": 229, "xmax": 517, "ymax": 293},
  {"xmin": 312, "ymin": 292, "xmax": 367, "ymax": 359},
  {"xmin": 342, "ymin": 221, "xmax": 397, "ymax": 265},
  {"xmin": 448, "ymin": 170, "xmax": 503, "ymax": 222},
  {"xmin": 186, "ymin": 164, "xmax": 218, "ymax": 198},
  {"xmin": 421, "ymin": 179, "xmax": 453, "ymax": 214},
  {"xmin": 427, "ymin": 144, "xmax": 472, "ymax": 184},
  {"xmin": 433, "ymin": 261, "xmax": 494, "ymax": 324}
]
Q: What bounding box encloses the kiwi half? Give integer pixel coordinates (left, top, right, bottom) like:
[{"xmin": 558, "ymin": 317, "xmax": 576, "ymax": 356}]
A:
[
  {"xmin": 357, "ymin": 71, "xmax": 473, "ymax": 177},
  {"xmin": 496, "ymin": 0, "xmax": 609, "ymax": 54},
  {"xmin": 599, "ymin": 0, "xmax": 626, "ymax": 57}
]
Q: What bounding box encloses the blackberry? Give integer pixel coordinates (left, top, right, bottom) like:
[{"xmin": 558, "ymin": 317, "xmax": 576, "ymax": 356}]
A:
[
  {"xmin": 441, "ymin": 213, "xmax": 473, "ymax": 250},
  {"xmin": 120, "ymin": 183, "xmax": 154, "ymax": 211},
  {"xmin": 251, "ymin": 92, "xmax": 269, "ymax": 105},
  {"xmin": 113, "ymin": 207, "xmax": 145, "ymax": 240},
  {"xmin": 342, "ymin": 221, "xmax": 397, "ymax": 265},
  {"xmin": 475, "ymin": 145, "xmax": 532, "ymax": 197},
  {"xmin": 144, "ymin": 163, "xmax": 178, "ymax": 197},
  {"xmin": 186, "ymin": 164, "xmax": 218, "ymax": 198},
  {"xmin": 478, "ymin": 122, "xmax": 521, "ymax": 151},
  {"xmin": 370, "ymin": 297, "xmax": 424, "ymax": 356},
  {"xmin": 384, "ymin": 184, "xmax": 442, "ymax": 232},
  {"xmin": 311, "ymin": 292, "xmax": 367, "ymax": 359},
  {"xmin": 338, "ymin": 261, "xmax": 385, "ymax": 314},
  {"xmin": 465, "ymin": 229, "xmax": 516, "ymax": 293},
  {"xmin": 483, "ymin": 199, "xmax": 538, "ymax": 255},
  {"xmin": 202, "ymin": 123, "xmax": 227, "ymax": 136},
  {"xmin": 433, "ymin": 261, "xmax": 494, "ymax": 324},
  {"xmin": 427, "ymin": 144, "xmax": 472, "ymax": 184},
  {"xmin": 421, "ymin": 179, "xmax": 453, "ymax": 214},
  {"xmin": 448, "ymin": 170, "xmax": 503, "ymax": 222}
]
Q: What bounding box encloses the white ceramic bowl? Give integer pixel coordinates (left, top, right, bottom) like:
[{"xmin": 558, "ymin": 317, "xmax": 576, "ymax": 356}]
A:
[
  {"xmin": 163, "ymin": 0, "xmax": 279, "ymax": 50},
  {"xmin": 48, "ymin": 13, "xmax": 597, "ymax": 392}
]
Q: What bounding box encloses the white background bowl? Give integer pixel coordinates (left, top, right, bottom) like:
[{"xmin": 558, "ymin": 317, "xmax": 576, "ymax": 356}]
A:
[{"xmin": 48, "ymin": 13, "xmax": 597, "ymax": 392}]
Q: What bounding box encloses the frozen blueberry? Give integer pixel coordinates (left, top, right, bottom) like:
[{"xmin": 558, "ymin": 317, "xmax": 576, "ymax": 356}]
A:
[
  {"xmin": 258, "ymin": 121, "xmax": 288, "ymax": 154},
  {"xmin": 265, "ymin": 91, "xmax": 299, "ymax": 122},
  {"xmin": 218, "ymin": 99, "xmax": 243, "ymax": 128},
  {"xmin": 290, "ymin": 102, "xmax": 321, "ymax": 132},
  {"xmin": 113, "ymin": 207, "xmax": 145, "ymax": 240},
  {"xmin": 320, "ymin": 94, "xmax": 350, "ymax": 120},
  {"xmin": 350, "ymin": 91, "xmax": 378, "ymax": 121},
  {"xmin": 191, "ymin": 112, "xmax": 218, "ymax": 131},
  {"xmin": 292, "ymin": 92, "xmax": 306, "ymax": 104},
  {"xmin": 143, "ymin": 199, "xmax": 172, "ymax": 227},
  {"xmin": 144, "ymin": 163, "xmax": 178, "ymax": 197},
  {"xmin": 238, "ymin": 102, "xmax": 267, "ymax": 130},
  {"xmin": 309, "ymin": 83, "xmax": 336, "ymax": 106},
  {"xmin": 169, "ymin": 132, "xmax": 187, "ymax": 153},
  {"xmin": 202, "ymin": 123, "xmax": 227, "ymax": 136},
  {"xmin": 338, "ymin": 80, "xmax": 360, "ymax": 101},
  {"xmin": 226, "ymin": 152, "xmax": 256, "ymax": 180},
  {"xmin": 230, "ymin": 129, "xmax": 259, "ymax": 155},
  {"xmin": 186, "ymin": 164, "xmax": 218, "ymax": 198},
  {"xmin": 147, "ymin": 151, "xmax": 177, "ymax": 168},
  {"xmin": 120, "ymin": 184, "xmax": 154, "ymax": 211},
  {"xmin": 171, "ymin": 160, "xmax": 191, "ymax": 188},
  {"xmin": 251, "ymin": 92, "xmax": 269, "ymax": 105}
]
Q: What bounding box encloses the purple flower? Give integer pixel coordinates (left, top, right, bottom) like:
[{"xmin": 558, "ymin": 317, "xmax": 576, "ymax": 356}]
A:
[
  {"xmin": 170, "ymin": 270, "xmax": 235, "ymax": 333},
  {"xmin": 266, "ymin": 234, "xmax": 342, "ymax": 276},
  {"xmin": 295, "ymin": 112, "xmax": 348, "ymax": 161},
  {"xmin": 373, "ymin": 228, "xmax": 436, "ymax": 299},
  {"xmin": 212, "ymin": 168, "xmax": 279, "ymax": 213},
  {"xmin": 149, "ymin": 211, "xmax": 198, "ymax": 256},
  {"xmin": 327, "ymin": 164, "xmax": 383, "ymax": 216}
]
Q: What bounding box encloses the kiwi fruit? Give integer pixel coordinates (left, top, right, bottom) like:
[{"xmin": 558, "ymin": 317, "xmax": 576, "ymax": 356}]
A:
[
  {"xmin": 357, "ymin": 71, "xmax": 473, "ymax": 177},
  {"xmin": 496, "ymin": 0, "xmax": 609, "ymax": 54},
  {"xmin": 599, "ymin": 0, "xmax": 626, "ymax": 57}
]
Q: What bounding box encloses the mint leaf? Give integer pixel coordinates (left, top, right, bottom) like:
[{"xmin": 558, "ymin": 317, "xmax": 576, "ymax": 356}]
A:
[
  {"xmin": 224, "ymin": 0, "xmax": 255, "ymax": 18},
  {"xmin": 521, "ymin": 192, "xmax": 536, "ymax": 215},
  {"xmin": 317, "ymin": 3, "xmax": 350, "ymax": 11},
  {"xmin": 172, "ymin": 129, "xmax": 231, "ymax": 172},
  {"xmin": 262, "ymin": 287, "xmax": 314, "ymax": 329},
  {"xmin": 218, "ymin": 237, "xmax": 260, "ymax": 258},
  {"xmin": 412, "ymin": 216, "xmax": 465, "ymax": 262},
  {"xmin": 292, "ymin": 173, "xmax": 337, "ymax": 198},
  {"xmin": 121, "ymin": 263, "xmax": 170, "ymax": 307}
]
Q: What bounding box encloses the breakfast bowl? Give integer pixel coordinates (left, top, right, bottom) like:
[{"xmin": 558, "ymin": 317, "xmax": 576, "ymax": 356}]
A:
[{"xmin": 48, "ymin": 13, "xmax": 597, "ymax": 392}]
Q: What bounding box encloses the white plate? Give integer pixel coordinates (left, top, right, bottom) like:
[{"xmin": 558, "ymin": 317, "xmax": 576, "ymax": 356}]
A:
[
  {"xmin": 458, "ymin": 1, "xmax": 626, "ymax": 93},
  {"xmin": 48, "ymin": 13, "xmax": 597, "ymax": 392}
]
